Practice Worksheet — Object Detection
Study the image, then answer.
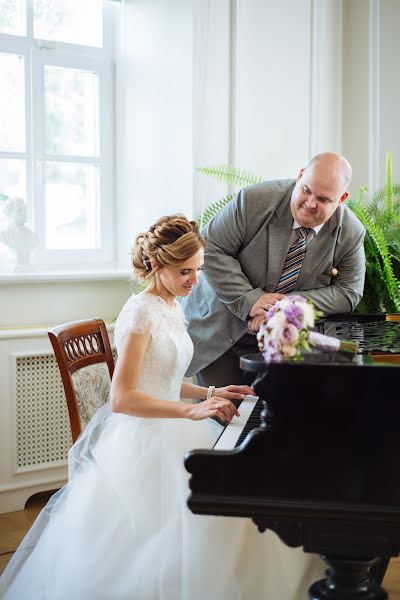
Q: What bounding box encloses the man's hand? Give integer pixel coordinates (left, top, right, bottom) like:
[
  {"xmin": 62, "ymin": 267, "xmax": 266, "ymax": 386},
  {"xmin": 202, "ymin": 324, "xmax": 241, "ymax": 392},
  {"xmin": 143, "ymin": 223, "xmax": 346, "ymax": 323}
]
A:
[
  {"xmin": 248, "ymin": 313, "xmax": 267, "ymax": 333},
  {"xmin": 249, "ymin": 293, "xmax": 284, "ymax": 318}
]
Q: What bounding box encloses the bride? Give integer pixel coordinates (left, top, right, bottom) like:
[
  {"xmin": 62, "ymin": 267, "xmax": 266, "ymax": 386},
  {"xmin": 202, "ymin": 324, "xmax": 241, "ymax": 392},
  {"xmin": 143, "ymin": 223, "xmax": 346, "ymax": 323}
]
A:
[{"xmin": 0, "ymin": 214, "xmax": 324, "ymax": 599}]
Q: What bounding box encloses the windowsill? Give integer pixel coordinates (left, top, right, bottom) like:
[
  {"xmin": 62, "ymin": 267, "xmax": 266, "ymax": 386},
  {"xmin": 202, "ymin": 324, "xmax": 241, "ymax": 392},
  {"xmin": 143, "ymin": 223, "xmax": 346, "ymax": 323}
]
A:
[{"xmin": 0, "ymin": 268, "xmax": 132, "ymax": 285}]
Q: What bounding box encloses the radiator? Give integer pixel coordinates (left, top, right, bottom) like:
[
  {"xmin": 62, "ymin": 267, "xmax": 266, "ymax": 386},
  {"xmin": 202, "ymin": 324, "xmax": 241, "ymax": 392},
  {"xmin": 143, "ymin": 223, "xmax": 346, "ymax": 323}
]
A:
[{"xmin": 14, "ymin": 353, "xmax": 72, "ymax": 469}]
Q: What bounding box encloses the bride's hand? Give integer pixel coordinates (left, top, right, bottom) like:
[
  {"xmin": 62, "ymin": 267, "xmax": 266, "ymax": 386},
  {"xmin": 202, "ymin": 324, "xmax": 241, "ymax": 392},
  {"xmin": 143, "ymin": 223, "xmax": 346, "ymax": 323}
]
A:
[
  {"xmin": 214, "ymin": 385, "xmax": 256, "ymax": 402},
  {"xmin": 186, "ymin": 397, "xmax": 240, "ymax": 423}
]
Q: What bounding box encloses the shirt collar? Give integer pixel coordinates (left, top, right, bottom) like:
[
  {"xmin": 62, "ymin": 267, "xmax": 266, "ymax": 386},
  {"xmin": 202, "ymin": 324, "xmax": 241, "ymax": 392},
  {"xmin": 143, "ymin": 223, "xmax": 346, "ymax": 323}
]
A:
[{"xmin": 292, "ymin": 220, "xmax": 324, "ymax": 236}]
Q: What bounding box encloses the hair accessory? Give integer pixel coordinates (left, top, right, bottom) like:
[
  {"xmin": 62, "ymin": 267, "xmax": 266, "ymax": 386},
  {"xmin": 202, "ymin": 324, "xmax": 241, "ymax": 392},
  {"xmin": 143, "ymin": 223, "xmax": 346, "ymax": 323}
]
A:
[{"xmin": 142, "ymin": 251, "xmax": 151, "ymax": 271}]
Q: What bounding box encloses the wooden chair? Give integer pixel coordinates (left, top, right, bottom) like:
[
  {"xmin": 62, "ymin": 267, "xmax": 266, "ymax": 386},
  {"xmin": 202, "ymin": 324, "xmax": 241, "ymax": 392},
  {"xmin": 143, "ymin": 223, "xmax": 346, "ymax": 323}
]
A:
[{"xmin": 48, "ymin": 318, "xmax": 115, "ymax": 443}]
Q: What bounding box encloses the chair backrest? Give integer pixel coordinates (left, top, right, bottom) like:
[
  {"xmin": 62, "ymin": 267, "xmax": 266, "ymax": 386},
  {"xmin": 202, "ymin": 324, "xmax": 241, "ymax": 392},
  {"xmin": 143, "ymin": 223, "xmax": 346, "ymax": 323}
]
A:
[{"xmin": 48, "ymin": 318, "xmax": 115, "ymax": 443}]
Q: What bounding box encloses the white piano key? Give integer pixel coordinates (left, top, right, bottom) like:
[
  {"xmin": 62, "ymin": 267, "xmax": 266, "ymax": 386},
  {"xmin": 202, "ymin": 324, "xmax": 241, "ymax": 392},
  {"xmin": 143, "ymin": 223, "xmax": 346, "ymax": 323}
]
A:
[{"xmin": 214, "ymin": 395, "xmax": 259, "ymax": 450}]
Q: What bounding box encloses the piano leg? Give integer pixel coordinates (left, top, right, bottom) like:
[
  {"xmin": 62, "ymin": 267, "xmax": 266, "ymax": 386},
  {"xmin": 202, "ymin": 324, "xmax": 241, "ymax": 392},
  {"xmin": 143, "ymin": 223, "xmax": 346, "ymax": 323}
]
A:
[
  {"xmin": 370, "ymin": 556, "xmax": 390, "ymax": 585},
  {"xmin": 309, "ymin": 555, "xmax": 388, "ymax": 599}
]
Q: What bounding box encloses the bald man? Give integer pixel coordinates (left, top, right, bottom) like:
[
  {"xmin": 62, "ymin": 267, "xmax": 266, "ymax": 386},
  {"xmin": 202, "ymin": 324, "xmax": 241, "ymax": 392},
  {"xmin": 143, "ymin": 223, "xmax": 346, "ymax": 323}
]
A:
[{"xmin": 182, "ymin": 153, "xmax": 366, "ymax": 387}]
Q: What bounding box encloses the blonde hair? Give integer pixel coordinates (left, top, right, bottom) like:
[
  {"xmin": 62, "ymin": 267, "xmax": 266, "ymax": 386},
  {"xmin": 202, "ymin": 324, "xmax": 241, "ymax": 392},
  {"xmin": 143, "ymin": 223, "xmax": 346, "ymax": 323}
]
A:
[{"xmin": 131, "ymin": 214, "xmax": 205, "ymax": 280}]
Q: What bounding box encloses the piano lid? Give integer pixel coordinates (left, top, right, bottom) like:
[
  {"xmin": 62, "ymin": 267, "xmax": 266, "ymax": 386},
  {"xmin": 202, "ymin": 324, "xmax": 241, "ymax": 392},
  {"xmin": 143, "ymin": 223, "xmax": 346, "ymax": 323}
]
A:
[
  {"xmin": 240, "ymin": 350, "xmax": 368, "ymax": 373},
  {"xmin": 318, "ymin": 313, "xmax": 400, "ymax": 355}
]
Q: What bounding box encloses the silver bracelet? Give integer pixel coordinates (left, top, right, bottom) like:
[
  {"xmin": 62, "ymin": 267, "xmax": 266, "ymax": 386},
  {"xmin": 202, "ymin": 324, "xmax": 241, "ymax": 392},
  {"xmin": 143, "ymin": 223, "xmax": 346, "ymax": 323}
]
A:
[{"xmin": 206, "ymin": 385, "xmax": 215, "ymax": 400}]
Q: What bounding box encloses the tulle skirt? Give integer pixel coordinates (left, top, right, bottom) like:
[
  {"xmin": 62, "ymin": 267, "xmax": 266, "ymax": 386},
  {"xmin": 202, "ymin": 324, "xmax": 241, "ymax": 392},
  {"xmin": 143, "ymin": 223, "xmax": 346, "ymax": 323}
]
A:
[{"xmin": 0, "ymin": 405, "xmax": 324, "ymax": 599}]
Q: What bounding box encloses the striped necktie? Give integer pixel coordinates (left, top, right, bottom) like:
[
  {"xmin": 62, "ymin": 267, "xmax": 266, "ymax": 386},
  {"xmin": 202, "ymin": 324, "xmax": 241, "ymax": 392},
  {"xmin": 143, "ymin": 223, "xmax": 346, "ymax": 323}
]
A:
[{"xmin": 275, "ymin": 227, "xmax": 310, "ymax": 294}]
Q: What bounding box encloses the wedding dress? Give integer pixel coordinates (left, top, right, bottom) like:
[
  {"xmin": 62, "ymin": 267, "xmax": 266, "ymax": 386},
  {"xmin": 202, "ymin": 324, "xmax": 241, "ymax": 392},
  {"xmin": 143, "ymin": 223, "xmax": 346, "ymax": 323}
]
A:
[{"xmin": 0, "ymin": 293, "xmax": 324, "ymax": 600}]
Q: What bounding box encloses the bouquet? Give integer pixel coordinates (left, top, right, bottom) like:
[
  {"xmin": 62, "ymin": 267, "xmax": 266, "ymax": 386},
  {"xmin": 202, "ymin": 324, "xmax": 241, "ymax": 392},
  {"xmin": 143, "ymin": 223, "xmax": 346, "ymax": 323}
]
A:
[{"xmin": 256, "ymin": 295, "xmax": 358, "ymax": 363}]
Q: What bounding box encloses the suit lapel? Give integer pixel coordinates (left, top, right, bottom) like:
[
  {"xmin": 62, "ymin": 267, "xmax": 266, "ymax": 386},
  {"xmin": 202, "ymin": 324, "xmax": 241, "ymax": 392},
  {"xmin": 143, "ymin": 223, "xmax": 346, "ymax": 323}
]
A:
[
  {"xmin": 265, "ymin": 189, "xmax": 294, "ymax": 291},
  {"xmin": 265, "ymin": 223, "xmax": 292, "ymax": 291}
]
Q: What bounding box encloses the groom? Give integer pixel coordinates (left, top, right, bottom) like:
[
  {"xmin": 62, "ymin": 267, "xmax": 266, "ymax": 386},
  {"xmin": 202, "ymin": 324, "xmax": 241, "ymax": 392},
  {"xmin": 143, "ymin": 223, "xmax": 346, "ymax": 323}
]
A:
[{"xmin": 182, "ymin": 152, "xmax": 366, "ymax": 387}]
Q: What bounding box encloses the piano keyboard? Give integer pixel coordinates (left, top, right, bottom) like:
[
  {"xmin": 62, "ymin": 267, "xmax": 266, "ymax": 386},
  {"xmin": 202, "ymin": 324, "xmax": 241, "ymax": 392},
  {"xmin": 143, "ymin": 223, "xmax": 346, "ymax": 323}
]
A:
[{"xmin": 214, "ymin": 396, "xmax": 262, "ymax": 450}]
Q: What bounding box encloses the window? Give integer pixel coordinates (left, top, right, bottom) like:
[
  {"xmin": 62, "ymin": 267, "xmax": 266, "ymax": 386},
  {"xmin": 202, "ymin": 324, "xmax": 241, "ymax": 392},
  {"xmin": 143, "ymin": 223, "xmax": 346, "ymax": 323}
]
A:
[{"xmin": 0, "ymin": 0, "xmax": 115, "ymax": 268}]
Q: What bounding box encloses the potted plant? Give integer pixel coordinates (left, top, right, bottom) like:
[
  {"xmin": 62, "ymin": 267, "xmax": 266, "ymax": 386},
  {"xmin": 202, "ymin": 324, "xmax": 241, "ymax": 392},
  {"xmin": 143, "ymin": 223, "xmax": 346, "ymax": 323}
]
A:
[{"xmin": 347, "ymin": 153, "xmax": 400, "ymax": 313}]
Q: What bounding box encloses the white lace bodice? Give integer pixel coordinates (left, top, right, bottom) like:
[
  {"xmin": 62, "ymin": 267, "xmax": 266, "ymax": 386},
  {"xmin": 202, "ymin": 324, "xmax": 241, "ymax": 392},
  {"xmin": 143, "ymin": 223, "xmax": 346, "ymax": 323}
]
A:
[{"xmin": 114, "ymin": 293, "xmax": 193, "ymax": 401}]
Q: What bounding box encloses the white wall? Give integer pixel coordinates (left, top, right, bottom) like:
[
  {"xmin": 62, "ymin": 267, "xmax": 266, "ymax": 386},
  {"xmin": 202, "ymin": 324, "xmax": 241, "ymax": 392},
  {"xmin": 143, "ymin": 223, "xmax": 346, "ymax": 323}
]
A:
[
  {"xmin": 234, "ymin": 0, "xmax": 312, "ymax": 179},
  {"xmin": 191, "ymin": 0, "xmax": 344, "ymax": 220},
  {"xmin": 115, "ymin": 0, "xmax": 345, "ymax": 234},
  {"xmin": 0, "ymin": 277, "xmax": 133, "ymax": 328},
  {"xmin": 342, "ymin": 0, "xmax": 370, "ymax": 196},
  {"xmin": 115, "ymin": 0, "xmax": 193, "ymax": 269},
  {"xmin": 379, "ymin": 0, "xmax": 400, "ymax": 184},
  {"xmin": 192, "ymin": 0, "xmax": 232, "ymax": 221},
  {"xmin": 343, "ymin": 0, "xmax": 400, "ymax": 196},
  {"xmin": 309, "ymin": 0, "xmax": 343, "ymax": 158}
]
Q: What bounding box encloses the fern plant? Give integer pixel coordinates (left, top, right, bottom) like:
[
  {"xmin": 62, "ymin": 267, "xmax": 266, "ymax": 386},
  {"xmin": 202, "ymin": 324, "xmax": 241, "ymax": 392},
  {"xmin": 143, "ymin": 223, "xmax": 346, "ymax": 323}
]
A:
[
  {"xmin": 347, "ymin": 152, "xmax": 400, "ymax": 313},
  {"xmin": 197, "ymin": 154, "xmax": 400, "ymax": 313},
  {"xmin": 196, "ymin": 165, "xmax": 261, "ymax": 227}
]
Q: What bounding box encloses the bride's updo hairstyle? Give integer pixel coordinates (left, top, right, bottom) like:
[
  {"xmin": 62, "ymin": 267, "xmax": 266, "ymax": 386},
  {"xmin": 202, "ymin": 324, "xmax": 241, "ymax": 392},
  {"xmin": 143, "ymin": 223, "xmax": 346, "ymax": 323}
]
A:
[{"xmin": 131, "ymin": 214, "xmax": 205, "ymax": 280}]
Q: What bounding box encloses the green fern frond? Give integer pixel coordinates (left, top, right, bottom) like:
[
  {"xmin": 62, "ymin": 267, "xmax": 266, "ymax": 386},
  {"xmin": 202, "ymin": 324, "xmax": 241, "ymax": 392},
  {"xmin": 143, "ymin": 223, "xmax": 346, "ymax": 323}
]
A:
[
  {"xmin": 357, "ymin": 187, "xmax": 368, "ymax": 205},
  {"xmin": 367, "ymin": 165, "xmax": 400, "ymax": 227},
  {"xmin": 196, "ymin": 194, "xmax": 235, "ymax": 229},
  {"xmin": 368, "ymin": 186, "xmax": 400, "ymax": 225},
  {"xmin": 350, "ymin": 202, "xmax": 400, "ymax": 311},
  {"xmin": 385, "ymin": 151, "xmax": 394, "ymax": 219},
  {"xmin": 197, "ymin": 165, "xmax": 262, "ymax": 188}
]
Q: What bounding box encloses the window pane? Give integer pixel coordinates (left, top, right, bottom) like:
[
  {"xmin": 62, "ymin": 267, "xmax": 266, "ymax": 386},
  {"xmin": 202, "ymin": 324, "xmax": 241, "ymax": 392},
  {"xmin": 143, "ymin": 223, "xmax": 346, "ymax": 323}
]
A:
[
  {"xmin": 0, "ymin": 52, "xmax": 25, "ymax": 152},
  {"xmin": 45, "ymin": 162, "xmax": 99, "ymax": 250},
  {"xmin": 0, "ymin": 0, "xmax": 26, "ymax": 36},
  {"xmin": 0, "ymin": 158, "xmax": 26, "ymax": 228},
  {"xmin": 45, "ymin": 66, "xmax": 99, "ymax": 157},
  {"xmin": 33, "ymin": 0, "xmax": 102, "ymax": 47},
  {"xmin": 0, "ymin": 157, "xmax": 26, "ymax": 197}
]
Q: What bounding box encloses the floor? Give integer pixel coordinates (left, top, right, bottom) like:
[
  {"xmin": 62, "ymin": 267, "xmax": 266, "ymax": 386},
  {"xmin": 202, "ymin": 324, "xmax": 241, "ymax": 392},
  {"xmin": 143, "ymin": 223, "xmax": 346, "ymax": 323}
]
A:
[
  {"xmin": 0, "ymin": 491, "xmax": 56, "ymax": 577},
  {"xmin": 1, "ymin": 492, "xmax": 400, "ymax": 597}
]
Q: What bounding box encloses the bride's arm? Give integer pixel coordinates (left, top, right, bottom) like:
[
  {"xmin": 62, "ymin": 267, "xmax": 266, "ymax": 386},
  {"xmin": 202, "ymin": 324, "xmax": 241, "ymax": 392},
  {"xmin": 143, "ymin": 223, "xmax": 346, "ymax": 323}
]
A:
[
  {"xmin": 110, "ymin": 332, "xmax": 238, "ymax": 422},
  {"xmin": 180, "ymin": 382, "xmax": 256, "ymax": 402}
]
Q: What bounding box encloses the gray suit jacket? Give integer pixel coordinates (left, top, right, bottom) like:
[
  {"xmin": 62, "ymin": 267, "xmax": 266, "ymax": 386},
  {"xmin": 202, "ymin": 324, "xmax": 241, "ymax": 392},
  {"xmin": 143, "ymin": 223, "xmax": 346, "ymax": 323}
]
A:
[{"xmin": 182, "ymin": 178, "xmax": 365, "ymax": 376}]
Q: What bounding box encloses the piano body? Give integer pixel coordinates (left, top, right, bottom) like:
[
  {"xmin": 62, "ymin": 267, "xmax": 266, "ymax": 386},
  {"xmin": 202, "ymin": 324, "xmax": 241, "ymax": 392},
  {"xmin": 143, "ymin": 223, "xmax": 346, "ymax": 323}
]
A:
[{"xmin": 185, "ymin": 314, "xmax": 400, "ymax": 599}]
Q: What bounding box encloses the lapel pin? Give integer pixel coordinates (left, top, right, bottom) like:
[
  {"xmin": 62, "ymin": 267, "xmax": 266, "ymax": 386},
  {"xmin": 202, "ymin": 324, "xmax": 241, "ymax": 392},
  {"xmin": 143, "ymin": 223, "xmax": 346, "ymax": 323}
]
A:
[{"xmin": 330, "ymin": 267, "xmax": 338, "ymax": 277}]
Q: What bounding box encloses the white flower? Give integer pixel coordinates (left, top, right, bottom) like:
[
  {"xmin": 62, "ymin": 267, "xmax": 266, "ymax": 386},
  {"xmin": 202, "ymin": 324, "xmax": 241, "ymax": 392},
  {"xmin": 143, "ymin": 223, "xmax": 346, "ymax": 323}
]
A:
[
  {"xmin": 301, "ymin": 301, "xmax": 315, "ymax": 328},
  {"xmin": 267, "ymin": 310, "xmax": 287, "ymax": 329}
]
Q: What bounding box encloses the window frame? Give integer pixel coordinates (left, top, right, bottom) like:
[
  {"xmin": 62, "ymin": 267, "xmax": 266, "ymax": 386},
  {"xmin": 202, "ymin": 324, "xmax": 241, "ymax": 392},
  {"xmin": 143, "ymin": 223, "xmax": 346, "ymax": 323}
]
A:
[{"xmin": 0, "ymin": 1, "xmax": 115, "ymax": 269}]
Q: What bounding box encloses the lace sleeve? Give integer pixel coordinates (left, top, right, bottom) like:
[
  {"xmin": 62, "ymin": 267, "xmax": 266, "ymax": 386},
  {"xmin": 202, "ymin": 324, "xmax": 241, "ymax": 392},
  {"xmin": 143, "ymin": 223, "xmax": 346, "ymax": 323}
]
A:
[{"xmin": 114, "ymin": 296, "xmax": 155, "ymax": 353}]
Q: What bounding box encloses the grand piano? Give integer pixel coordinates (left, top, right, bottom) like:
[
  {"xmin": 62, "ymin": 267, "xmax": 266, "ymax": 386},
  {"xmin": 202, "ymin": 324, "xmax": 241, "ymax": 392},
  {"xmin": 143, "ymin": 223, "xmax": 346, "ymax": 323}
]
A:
[{"xmin": 185, "ymin": 314, "xmax": 400, "ymax": 599}]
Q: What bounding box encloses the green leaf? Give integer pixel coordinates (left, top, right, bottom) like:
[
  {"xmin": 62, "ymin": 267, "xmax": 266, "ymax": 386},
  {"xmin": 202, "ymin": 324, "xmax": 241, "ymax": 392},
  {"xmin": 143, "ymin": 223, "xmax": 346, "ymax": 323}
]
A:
[
  {"xmin": 196, "ymin": 194, "xmax": 235, "ymax": 228},
  {"xmin": 197, "ymin": 165, "xmax": 262, "ymax": 188}
]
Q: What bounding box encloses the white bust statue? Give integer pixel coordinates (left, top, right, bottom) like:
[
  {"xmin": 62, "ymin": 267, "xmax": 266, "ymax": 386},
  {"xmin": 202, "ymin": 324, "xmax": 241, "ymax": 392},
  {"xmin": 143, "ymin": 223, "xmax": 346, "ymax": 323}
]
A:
[{"xmin": 0, "ymin": 197, "xmax": 39, "ymax": 271}]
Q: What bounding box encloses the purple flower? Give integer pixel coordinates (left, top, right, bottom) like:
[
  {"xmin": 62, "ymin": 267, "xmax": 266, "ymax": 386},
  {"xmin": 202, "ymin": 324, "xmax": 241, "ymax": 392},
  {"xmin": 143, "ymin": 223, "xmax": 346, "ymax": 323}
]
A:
[
  {"xmin": 258, "ymin": 297, "xmax": 320, "ymax": 365},
  {"xmin": 288, "ymin": 294, "xmax": 307, "ymax": 303},
  {"xmin": 262, "ymin": 338, "xmax": 282, "ymax": 363},
  {"xmin": 277, "ymin": 323, "xmax": 299, "ymax": 345},
  {"xmin": 282, "ymin": 304, "xmax": 304, "ymax": 329}
]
